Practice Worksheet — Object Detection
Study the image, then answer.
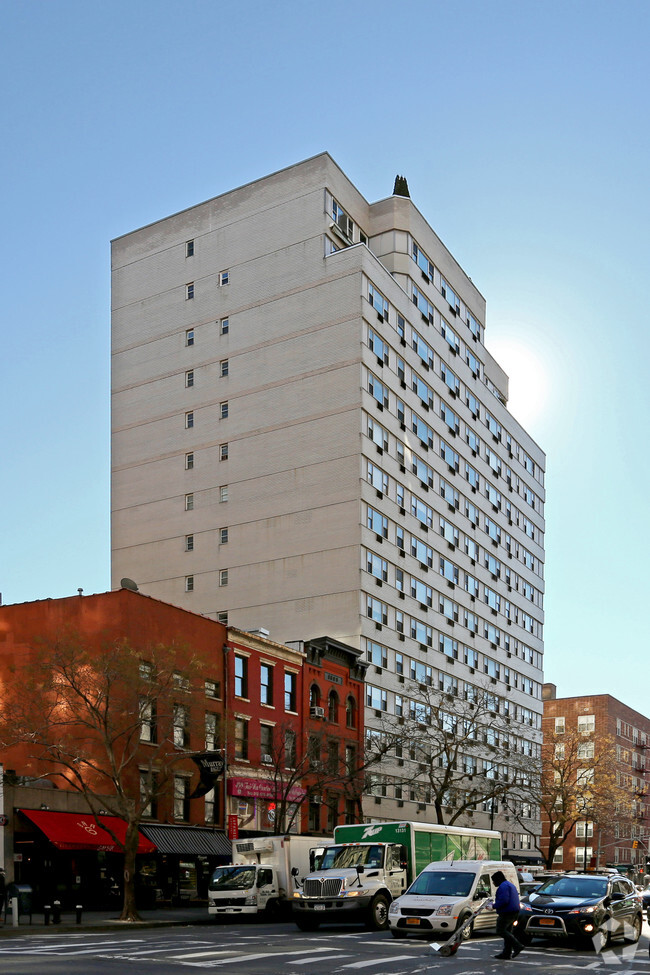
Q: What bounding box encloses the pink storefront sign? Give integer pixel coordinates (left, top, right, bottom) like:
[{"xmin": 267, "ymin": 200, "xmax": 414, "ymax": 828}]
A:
[{"xmin": 227, "ymin": 776, "xmax": 306, "ymax": 803}]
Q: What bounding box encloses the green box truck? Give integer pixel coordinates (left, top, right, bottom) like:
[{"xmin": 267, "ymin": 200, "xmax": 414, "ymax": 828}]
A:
[{"xmin": 292, "ymin": 820, "xmax": 501, "ymax": 931}]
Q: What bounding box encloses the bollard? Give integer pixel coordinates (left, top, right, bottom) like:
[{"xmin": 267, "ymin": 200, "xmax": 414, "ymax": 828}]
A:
[
  {"xmin": 43, "ymin": 904, "xmax": 51, "ymax": 925},
  {"xmin": 75, "ymin": 904, "xmax": 83, "ymax": 925},
  {"xmin": 11, "ymin": 896, "xmax": 18, "ymax": 928},
  {"xmin": 52, "ymin": 900, "xmax": 61, "ymax": 924}
]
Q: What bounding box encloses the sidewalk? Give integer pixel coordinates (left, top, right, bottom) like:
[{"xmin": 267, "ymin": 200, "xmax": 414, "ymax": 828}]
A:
[{"xmin": 0, "ymin": 903, "xmax": 215, "ymax": 937}]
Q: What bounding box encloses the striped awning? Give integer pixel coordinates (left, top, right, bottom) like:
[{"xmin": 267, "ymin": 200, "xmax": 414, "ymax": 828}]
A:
[{"xmin": 139, "ymin": 824, "xmax": 231, "ymax": 857}]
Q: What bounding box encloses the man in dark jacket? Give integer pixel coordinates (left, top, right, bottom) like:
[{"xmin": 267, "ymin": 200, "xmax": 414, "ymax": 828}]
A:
[{"xmin": 492, "ymin": 870, "xmax": 525, "ymax": 960}]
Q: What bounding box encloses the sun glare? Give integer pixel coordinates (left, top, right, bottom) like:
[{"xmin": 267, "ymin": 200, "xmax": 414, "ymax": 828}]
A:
[{"xmin": 488, "ymin": 337, "xmax": 550, "ymax": 431}]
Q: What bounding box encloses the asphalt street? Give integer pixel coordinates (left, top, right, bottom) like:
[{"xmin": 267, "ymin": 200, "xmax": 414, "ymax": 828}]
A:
[{"xmin": 0, "ymin": 919, "xmax": 648, "ymax": 975}]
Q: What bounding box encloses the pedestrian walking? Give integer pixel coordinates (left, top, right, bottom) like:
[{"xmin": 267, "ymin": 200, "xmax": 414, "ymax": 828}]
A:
[{"xmin": 492, "ymin": 869, "xmax": 525, "ymax": 960}]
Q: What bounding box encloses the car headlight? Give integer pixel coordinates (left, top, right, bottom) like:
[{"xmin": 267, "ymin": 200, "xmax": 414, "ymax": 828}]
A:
[
  {"xmin": 568, "ymin": 906, "xmax": 596, "ymax": 914},
  {"xmin": 342, "ymin": 889, "xmax": 363, "ymax": 897},
  {"xmin": 520, "ymin": 904, "xmax": 533, "ymax": 912},
  {"xmin": 389, "ymin": 902, "xmax": 401, "ymax": 915},
  {"xmin": 436, "ymin": 904, "xmax": 453, "ymax": 916},
  {"xmin": 244, "ymin": 895, "xmax": 257, "ymax": 905}
]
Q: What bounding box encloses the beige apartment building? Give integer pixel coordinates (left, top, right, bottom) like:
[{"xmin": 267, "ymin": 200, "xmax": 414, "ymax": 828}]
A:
[{"xmin": 111, "ymin": 154, "xmax": 545, "ymax": 851}]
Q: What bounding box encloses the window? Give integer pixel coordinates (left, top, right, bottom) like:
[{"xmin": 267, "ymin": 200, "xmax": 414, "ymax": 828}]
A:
[
  {"xmin": 234, "ymin": 655, "xmax": 248, "ymax": 698},
  {"xmin": 578, "ymin": 741, "xmax": 595, "ymax": 760},
  {"xmin": 220, "ymin": 402, "xmax": 229, "ymax": 419},
  {"xmin": 578, "ymin": 714, "xmax": 595, "ymax": 734},
  {"xmin": 185, "ymin": 452, "xmax": 194, "ymax": 470},
  {"xmin": 366, "ymin": 685, "xmax": 387, "ymax": 711},
  {"xmin": 185, "ymin": 493, "xmax": 194, "ymax": 511},
  {"xmin": 220, "ymin": 359, "xmax": 229, "ymax": 377},
  {"xmin": 219, "ymin": 527, "xmax": 228, "ymax": 544},
  {"xmin": 219, "ymin": 270, "xmax": 229, "ymax": 286},
  {"xmin": 140, "ymin": 770, "xmax": 158, "ymax": 819},
  {"xmin": 220, "ymin": 317, "xmax": 229, "ymax": 335},
  {"xmin": 219, "ymin": 485, "xmax": 228, "ymax": 502},
  {"xmin": 173, "ymin": 704, "xmax": 189, "ymax": 747},
  {"xmin": 139, "ymin": 698, "xmax": 156, "ymax": 743},
  {"xmin": 186, "ymin": 283, "xmax": 194, "ymax": 300},
  {"xmin": 285, "ymin": 729, "xmax": 297, "ymax": 768},
  {"xmin": 346, "ymin": 696, "xmax": 356, "ymax": 729},
  {"xmin": 205, "ymin": 712, "xmax": 218, "ymax": 749},
  {"xmin": 185, "ymin": 370, "xmax": 194, "ymax": 388},
  {"xmin": 174, "ymin": 775, "xmax": 190, "ymax": 820},
  {"xmin": 186, "ymin": 240, "xmax": 194, "ymax": 257},
  {"xmin": 205, "ymin": 679, "xmax": 220, "ymax": 698},
  {"xmin": 204, "ymin": 788, "xmax": 216, "ymax": 824},
  {"xmin": 219, "ymin": 568, "xmax": 228, "ymax": 587},
  {"xmin": 261, "ymin": 663, "xmax": 274, "ymax": 706},
  {"xmin": 185, "ymin": 411, "xmax": 194, "ymax": 429},
  {"xmin": 185, "ymin": 328, "xmax": 194, "ymax": 346},
  {"xmin": 284, "ymin": 672, "xmax": 297, "ymax": 712},
  {"xmin": 185, "ymin": 575, "xmax": 194, "ymax": 592},
  {"xmin": 328, "ymin": 690, "xmax": 339, "ymax": 723},
  {"xmin": 217, "ymin": 612, "xmax": 228, "ymax": 625},
  {"xmin": 185, "ymin": 534, "xmax": 194, "ymax": 552},
  {"xmin": 234, "ymin": 719, "xmax": 248, "ymax": 760},
  {"xmin": 260, "ymin": 724, "xmax": 274, "ymax": 762},
  {"xmin": 219, "ymin": 443, "xmax": 229, "ymax": 461}
]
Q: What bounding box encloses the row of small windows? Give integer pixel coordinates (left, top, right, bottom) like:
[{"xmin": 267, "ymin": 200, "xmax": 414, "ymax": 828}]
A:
[
  {"xmin": 364, "ymin": 584, "xmax": 542, "ymax": 658},
  {"xmin": 363, "ymin": 279, "xmax": 543, "ymax": 488},
  {"xmin": 367, "ymin": 361, "xmax": 542, "ymax": 518},
  {"xmin": 365, "ymin": 639, "xmax": 541, "ymax": 701},
  {"xmin": 185, "ymin": 485, "xmax": 229, "ymax": 510},
  {"xmin": 367, "ymin": 458, "xmax": 540, "ymax": 581},
  {"xmin": 185, "ymin": 271, "xmax": 229, "ymax": 299},
  {"xmin": 366, "ymin": 632, "xmax": 540, "ymax": 672},
  {"xmin": 185, "ymin": 318, "xmax": 229, "ymax": 347},
  {"xmin": 185, "ymin": 402, "xmax": 228, "ymax": 428},
  {"xmin": 366, "ymin": 411, "xmax": 543, "ymax": 548},
  {"xmin": 410, "ymin": 237, "xmax": 483, "ymax": 346}
]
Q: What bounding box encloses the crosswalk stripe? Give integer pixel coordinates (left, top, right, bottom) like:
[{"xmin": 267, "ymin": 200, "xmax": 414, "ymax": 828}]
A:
[{"xmin": 340, "ymin": 955, "xmax": 418, "ymax": 968}]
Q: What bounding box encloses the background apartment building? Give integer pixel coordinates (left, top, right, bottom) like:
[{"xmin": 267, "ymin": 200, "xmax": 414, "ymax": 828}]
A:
[
  {"xmin": 111, "ymin": 153, "xmax": 546, "ymax": 844},
  {"xmin": 542, "ymin": 688, "xmax": 650, "ymax": 873}
]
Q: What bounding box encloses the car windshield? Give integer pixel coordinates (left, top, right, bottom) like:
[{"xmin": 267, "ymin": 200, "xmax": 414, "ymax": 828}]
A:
[
  {"xmin": 209, "ymin": 866, "xmax": 256, "ymax": 890},
  {"xmin": 407, "ymin": 871, "xmax": 475, "ymax": 897},
  {"xmin": 318, "ymin": 844, "xmax": 384, "ymax": 869},
  {"xmin": 533, "ymin": 877, "xmax": 608, "ymax": 899}
]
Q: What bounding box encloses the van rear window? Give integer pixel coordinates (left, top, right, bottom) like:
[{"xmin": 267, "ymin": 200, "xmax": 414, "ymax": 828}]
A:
[{"xmin": 408, "ymin": 871, "xmax": 475, "ymax": 897}]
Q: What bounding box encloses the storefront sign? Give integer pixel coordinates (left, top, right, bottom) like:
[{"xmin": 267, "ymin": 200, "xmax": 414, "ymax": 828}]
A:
[
  {"xmin": 227, "ymin": 777, "xmax": 306, "ymax": 803},
  {"xmin": 228, "ymin": 815, "xmax": 239, "ymax": 840}
]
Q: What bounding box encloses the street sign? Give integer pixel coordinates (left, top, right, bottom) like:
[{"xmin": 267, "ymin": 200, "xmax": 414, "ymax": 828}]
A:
[{"xmin": 228, "ymin": 814, "xmax": 239, "ymax": 840}]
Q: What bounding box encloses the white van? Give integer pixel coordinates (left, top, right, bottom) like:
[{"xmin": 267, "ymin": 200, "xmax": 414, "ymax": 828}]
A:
[{"xmin": 388, "ymin": 859, "xmax": 519, "ymax": 939}]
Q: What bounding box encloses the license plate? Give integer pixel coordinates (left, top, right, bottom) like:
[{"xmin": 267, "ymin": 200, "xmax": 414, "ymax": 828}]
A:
[
  {"xmin": 314, "ymin": 904, "xmax": 326, "ymax": 911},
  {"xmin": 406, "ymin": 918, "xmax": 421, "ymax": 925},
  {"xmin": 538, "ymin": 917, "xmax": 557, "ymax": 926}
]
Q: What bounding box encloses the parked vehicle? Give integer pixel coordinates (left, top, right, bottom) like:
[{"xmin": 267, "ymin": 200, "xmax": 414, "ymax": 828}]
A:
[
  {"xmin": 515, "ymin": 872, "xmax": 643, "ymax": 949},
  {"xmin": 292, "ymin": 820, "xmax": 501, "ymax": 932},
  {"xmin": 388, "ymin": 859, "xmax": 518, "ymax": 939},
  {"xmin": 208, "ymin": 835, "xmax": 329, "ymax": 919}
]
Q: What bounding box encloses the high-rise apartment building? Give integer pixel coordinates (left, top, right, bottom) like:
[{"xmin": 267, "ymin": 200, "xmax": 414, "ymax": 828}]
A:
[{"xmin": 111, "ymin": 153, "xmax": 545, "ymax": 847}]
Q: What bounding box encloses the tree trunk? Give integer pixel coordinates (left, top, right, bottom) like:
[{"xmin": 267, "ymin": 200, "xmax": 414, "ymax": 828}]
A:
[{"xmin": 119, "ymin": 821, "xmax": 142, "ymax": 922}]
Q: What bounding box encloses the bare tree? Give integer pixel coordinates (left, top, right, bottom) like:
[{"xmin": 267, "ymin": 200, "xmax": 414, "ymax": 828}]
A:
[
  {"xmin": 0, "ymin": 634, "xmax": 204, "ymax": 921},
  {"xmin": 364, "ymin": 680, "xmax": 540, "ymax": 827},
  {"xmin": 534, "ymin": 725, "xmax": 626, "ymax": 869}
]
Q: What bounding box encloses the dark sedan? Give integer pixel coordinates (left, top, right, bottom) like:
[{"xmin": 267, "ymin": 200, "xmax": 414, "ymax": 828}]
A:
[{"xmin": 515, "ymin": 873, "xmax": 643, "ymax": 949}]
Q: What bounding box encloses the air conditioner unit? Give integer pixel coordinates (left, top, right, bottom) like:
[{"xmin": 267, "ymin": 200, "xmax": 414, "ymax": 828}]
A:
[
  {"xmin": 310, "ymin": 706, "xmax": 324, "ymax": 718},
  {"xmin": 262, "ymin": 754, "xmax": 273, "ymax": 764},
  {"xmin": 312, "ymin": 794, "xmax": 322, "ymax": 805}
]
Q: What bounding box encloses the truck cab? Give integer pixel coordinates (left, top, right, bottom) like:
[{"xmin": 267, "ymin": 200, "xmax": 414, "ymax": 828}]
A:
[
  {"xmin": 208, "ymin": 863, "xmax": 278, "ymax": 917},
  {"xmin": 292, "ymin": 841, "xmax": 407, "ymax": 931}
]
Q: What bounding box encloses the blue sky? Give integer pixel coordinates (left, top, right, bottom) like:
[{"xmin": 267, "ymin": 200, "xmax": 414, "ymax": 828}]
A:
[{"xmin": 1, "ymin": 0, "xmax": 649, "ymax": 712}]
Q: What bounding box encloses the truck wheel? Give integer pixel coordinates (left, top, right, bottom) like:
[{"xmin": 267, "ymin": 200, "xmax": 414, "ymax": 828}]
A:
[
  {"xmin": 295, "ymin": 915, "xmax": 320, "ymax": 932},
  {"xmin": 365, "ymin": 894, "xmax": 390, "ymax": 931}
]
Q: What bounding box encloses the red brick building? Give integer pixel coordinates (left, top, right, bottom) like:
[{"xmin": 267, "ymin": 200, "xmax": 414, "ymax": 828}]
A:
[
  {"xmin": 542, "ymin": 686, "xmax": 650, "ymax": 875},
  {"xmin": 0, "ymin": 590, "xmax": 367, "ymax": 905}
]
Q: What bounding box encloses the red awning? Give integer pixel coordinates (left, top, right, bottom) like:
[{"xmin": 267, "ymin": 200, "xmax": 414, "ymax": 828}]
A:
[{"xmin": 19, "ymin": 809, "xmax": 156, "ymax": 854}]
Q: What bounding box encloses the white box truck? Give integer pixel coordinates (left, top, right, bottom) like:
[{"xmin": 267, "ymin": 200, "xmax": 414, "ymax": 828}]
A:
[
  {"xmin": 292, "ymin": 820, "xmax": 502, "ymax": 931},
  {"xmin": 208, "ymin": 834, "xmax": 329, "ymax": 919}
]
